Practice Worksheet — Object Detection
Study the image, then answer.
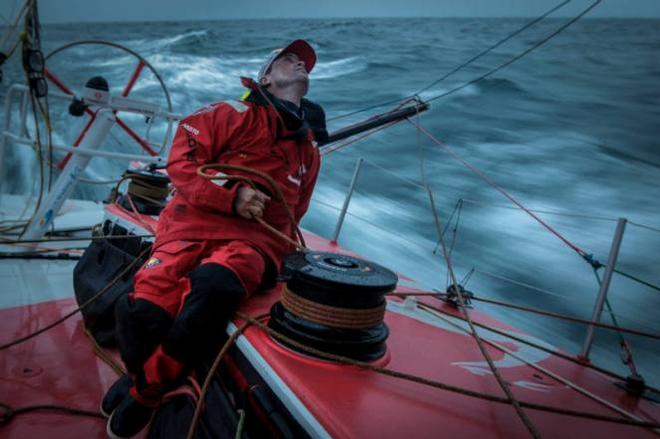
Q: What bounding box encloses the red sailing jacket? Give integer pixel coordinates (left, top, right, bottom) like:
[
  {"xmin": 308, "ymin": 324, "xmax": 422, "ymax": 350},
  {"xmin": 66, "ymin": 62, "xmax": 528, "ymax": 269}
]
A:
[{"xmin": 155, "ymin": 79, "xmax": 326, "ymax": 271}]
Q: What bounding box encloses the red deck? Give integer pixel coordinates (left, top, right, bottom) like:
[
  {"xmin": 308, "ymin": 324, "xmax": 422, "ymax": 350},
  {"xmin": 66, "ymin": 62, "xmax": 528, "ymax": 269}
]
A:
[
  {"xmin": 0, "ymin": 298, "xmax": 119, "ymax": 438},
  {"xmin": 1, "ymin": 227, "xmax": 658, "ymax": 438}
]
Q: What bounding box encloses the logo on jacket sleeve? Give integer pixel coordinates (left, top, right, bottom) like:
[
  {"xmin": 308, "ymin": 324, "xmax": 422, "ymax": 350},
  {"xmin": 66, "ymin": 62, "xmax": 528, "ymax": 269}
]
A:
[
  {"xmin": 144, "ymin": 257, "xmax": 162, "ymax": 269},
  {"xmin": 287, "ymin": 163, "xmax": 307, "ymax": 187},
  {"xmin": 181, "ymin": 123, "xmax": 199, "ymax": 136}
]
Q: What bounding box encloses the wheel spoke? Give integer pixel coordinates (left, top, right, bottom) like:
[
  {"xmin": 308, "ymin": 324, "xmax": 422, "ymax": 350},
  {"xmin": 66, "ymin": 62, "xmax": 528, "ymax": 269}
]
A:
[
  {"xmin": 44, "ymin": 67, "xmax": 94, "ymax": 116},
  {"xmin": 57, "ymin": 111, "xmax": 98, "ymax": 169},
  {"xmin": 45, "ymin": 67, "xmax": 99, "ymax": 168},
  {"xmin": 116, "ymin": 116, "xmax": 158, "ymax": 156},
  {"xmin": 44, "ymin": 67, "xmax": 73, "ymax": 95},
  {"xmin": 122, "ymin": 60, "xmax": 145, "ymax": 97}
]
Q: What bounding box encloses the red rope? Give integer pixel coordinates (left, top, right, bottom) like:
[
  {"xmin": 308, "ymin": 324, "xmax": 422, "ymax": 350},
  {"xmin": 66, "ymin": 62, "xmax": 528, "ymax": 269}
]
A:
[
  {"xmin": 125, "ymin": 193, "xmax": 156, "ymax": 235},
  {"xmin": 410, "ymin": 119, "xmax": 587, "ymax": 258}
]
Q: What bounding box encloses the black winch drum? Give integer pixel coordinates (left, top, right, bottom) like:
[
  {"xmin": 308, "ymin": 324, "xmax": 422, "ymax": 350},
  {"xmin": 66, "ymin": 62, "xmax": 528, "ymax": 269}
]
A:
[
  {"xmin": 117, "ymin": 168, "xmax": 170, "ymax": 215},
  {"xmin": 268, "ymin": 251, "xmax": 398, "ymax": 361}
]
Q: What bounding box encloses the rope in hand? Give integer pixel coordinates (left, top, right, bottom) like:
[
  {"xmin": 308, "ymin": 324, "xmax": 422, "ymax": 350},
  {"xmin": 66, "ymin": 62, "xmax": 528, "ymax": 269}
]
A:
[{"xmin": 196, "ymin": 163, "xmax": 306, "ymax": 251}]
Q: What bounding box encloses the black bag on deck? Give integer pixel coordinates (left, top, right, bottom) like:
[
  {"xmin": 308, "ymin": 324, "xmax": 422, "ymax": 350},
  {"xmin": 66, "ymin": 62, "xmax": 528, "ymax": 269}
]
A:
[
  {"xmin": 73, "ymin": 221, "xmax": 151, "ymax": 346},
  {"xmin": 148, "ymin": 380, "xmax": 242, "ymax": 439}
]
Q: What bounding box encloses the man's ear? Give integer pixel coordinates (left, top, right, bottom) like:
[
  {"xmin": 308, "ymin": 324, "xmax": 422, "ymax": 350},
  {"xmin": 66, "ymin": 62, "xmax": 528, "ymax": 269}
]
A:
[{"xmin": 259, "ymin": 75, "xmax": 271, "ymax": 87}]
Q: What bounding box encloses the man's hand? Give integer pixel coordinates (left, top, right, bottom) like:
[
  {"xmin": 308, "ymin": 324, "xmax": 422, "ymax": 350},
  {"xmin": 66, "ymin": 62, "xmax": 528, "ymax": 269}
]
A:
[{"xmin": 234, "ymin": 186, "xmax": 271, "ymax": 219}]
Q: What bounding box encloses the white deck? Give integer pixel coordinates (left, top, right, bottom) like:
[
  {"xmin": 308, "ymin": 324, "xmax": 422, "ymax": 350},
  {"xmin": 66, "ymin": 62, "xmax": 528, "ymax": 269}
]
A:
[{"xmin": 0, "ymin": 194, "xmax": 104, "ymax": 308}]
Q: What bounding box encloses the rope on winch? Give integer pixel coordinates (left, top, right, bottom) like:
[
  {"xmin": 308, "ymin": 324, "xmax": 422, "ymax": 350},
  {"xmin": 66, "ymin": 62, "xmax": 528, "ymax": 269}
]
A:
[
  {"xmin": 281, "ymin": 285, "xmax": 386, "ymax": 329},
  {"xmin": 183, "ymin": 308, "xmax": 660, "ymax": 439}
]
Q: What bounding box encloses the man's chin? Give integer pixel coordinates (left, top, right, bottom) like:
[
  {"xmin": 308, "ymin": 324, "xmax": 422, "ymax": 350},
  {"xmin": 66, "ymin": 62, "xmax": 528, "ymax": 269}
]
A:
[{"xmin": 275, "ymin": 77, "xmax": 309, "ymax": 94}]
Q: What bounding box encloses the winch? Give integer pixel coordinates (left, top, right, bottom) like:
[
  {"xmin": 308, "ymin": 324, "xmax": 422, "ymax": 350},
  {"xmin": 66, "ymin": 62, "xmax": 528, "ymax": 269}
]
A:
[
  {"xmin": 116, "ymin": 168, "xmax": 170, "ymax": 215},
  {"xmin": 269, "ymin": 251, "xmax": 398, "ymax": 361}
]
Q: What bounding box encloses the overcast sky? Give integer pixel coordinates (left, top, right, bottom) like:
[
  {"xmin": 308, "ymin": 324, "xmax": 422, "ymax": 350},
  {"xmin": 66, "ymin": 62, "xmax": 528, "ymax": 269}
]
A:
[{"xmin": 2, "ymin": 0, "xmax": 660, "ymax": 24}]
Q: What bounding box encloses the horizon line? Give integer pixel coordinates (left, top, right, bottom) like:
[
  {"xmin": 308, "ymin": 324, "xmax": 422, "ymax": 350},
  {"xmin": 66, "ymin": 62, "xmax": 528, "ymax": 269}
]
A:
[{"xmin": 28, "ymin": 15, "xmax": 660, "ymax": 26}]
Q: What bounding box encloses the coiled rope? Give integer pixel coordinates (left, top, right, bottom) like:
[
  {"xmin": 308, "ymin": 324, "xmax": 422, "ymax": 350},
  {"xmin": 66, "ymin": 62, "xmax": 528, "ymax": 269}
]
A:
[{"xmin": 281, "ymin": 285, "xmax": 386, "ymax": 329}]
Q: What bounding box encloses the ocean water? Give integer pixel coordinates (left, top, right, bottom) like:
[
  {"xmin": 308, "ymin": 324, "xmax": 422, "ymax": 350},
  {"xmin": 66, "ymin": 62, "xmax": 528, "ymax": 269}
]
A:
[{"xmin": 1, "ymin": 17, "xmax": 659, "ymax": 387}]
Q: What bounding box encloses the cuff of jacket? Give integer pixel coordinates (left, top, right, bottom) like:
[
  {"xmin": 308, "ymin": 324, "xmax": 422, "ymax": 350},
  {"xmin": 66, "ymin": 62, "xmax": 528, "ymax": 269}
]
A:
[{"xmin": 189, "ymin": 181, "xmax": 243, "ymax": 215}]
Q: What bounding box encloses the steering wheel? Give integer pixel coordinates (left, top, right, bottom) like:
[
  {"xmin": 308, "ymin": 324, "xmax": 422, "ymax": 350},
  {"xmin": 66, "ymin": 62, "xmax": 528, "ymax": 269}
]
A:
[{"xmin": 44, "ymin": 40, "xmax": 174, "ymax": 169}]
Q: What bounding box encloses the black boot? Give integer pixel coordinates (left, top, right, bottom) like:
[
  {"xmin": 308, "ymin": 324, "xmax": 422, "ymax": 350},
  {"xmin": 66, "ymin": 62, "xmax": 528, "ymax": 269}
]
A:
[
  {"xmin": 106, "ymin": 394, "xmax": 155, "ymax": 439},
  {"xmin": 101, "ymin": 374, "xmax": 133, "ymax": 417}
]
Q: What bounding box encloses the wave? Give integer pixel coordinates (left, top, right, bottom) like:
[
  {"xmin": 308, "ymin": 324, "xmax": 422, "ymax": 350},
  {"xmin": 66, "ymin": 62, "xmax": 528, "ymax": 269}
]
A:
[
  {"xmin": 131, "ymin": 53, "xmax": 254, "ymax": 99},
  {"xmin": 312, "ymin": 57, "xmax": 368, "ymax": 80},
  {"xmin": 475, "ymin": 77, "xmax": 527, "ymax": 95},
  {"xmin": 136, "ymin": 53, "xmax": 367, "ymax": 95},
  {"xmin": 416, "ymin": 84, "xmax": 480, "ymax": 101},
  {"xmin": 119, "ymin": 29, "xmax": 211, "ymax": 54},
  {"xmin": 159, "ymin": 29, "xmax": 210, "ymax": 48}
]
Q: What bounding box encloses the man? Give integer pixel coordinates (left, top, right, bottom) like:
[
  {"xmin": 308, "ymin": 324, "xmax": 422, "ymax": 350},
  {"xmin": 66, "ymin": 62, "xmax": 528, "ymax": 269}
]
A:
[{"xmin": 104, "ymin": 39, "xmax": 327, "ymax": 438}]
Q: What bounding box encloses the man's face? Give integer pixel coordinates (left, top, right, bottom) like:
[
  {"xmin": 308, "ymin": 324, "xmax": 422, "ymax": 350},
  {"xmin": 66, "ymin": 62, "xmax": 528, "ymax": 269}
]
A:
[{"xmin": 261, "ymin": 52, "xmax": 309, "ymax": 95}]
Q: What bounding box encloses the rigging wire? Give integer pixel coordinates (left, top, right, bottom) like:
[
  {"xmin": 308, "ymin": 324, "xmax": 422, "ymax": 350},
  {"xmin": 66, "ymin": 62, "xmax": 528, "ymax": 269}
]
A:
[
  {"xmin": 409, "ymin": 100, "xmax": 532, "ymax": 427},
  {"xmin": 432, "ymin": 198, "xmax": 463, "ymax": 255},
  {"xmin": 425, "ymin": 0, "xmax": 602, "ymax": 103},
  {"xmin": 427, "ymin": 187, "xmax": 542, "ymax": 437},
  {"xmin": 613, "ymin": 268, "xmax": 660, "ymax": 294},
  {"xmin": 591, "ymin": 268, "xmax": 643, "ymax": 379},
  {"xmin": 0, "ymin": 0, "xmax": 27, "ymax": 51},
  {"xmin": 465, "ymin": 295, "xmax": 660, "ymax": 341},
  {"xmin": 243, "ymin": 313, "xmax": 660, "ymax": 429},
  {"xmin": 414, "ymin": 0, "xmax": 571, "ymax": 97},
  {"xmin": 326, "ymin": 0, "xmax": 581, "ymax": 123},
  {"xmin": 418, "ymin": 300, "xmax": 660, "ymax": 395},
  {"xmin": 10, "ymin": 0, "xmax": 54, "ymax": 238},
  {"xmin": 420, "ymin": 302, "xmax": 651, "ymax": 424},
  {"xmin": 411, "ymin": 119, "xmax": 588, "ymax": 259}
]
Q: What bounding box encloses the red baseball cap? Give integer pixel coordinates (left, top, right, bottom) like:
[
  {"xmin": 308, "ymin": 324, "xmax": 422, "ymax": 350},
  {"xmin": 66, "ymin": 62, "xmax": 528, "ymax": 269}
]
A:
[{"xmin": 258, "ymin": 39, "xmax": 316, "ymax": 81}]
